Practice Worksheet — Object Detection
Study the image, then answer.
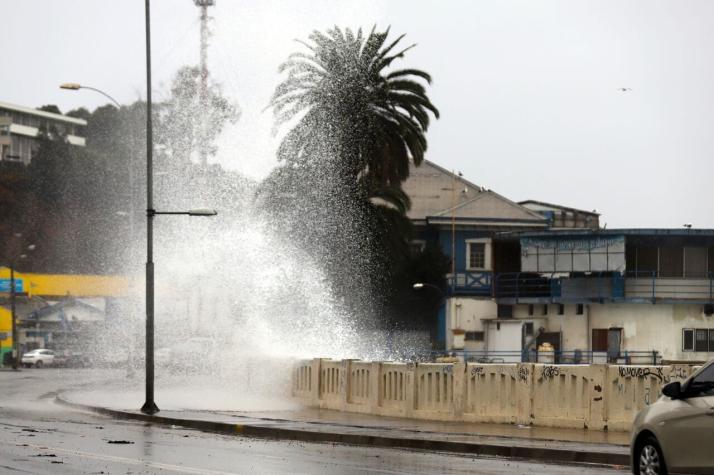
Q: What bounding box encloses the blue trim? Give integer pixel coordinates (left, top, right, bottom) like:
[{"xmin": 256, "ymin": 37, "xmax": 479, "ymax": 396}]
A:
[
  {"xmin": 519, "ymin": 228, "xmax": 714, "ymax": 237},
  {"xmin": 437, "ymin": 303, "xmax": 446, "ymax": 345}
]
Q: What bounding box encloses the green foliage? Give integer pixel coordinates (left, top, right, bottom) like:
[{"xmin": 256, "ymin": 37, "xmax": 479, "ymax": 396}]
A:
[
  {"xmin": 0, "ymin": 66, "xmax": 245, "ymax": 274},
  {"xmin": 271, "ymin": 25, "xmax": 438, "ymax": 188},
  {"xmin": 36, "ymin": 104, "xmax": 62, "ymax": 115},
  {"xmin": 263, "ymin": 25, "xmax": 443, "ymax": 327},
  {"xmin": 158, "ymin": 65, "xmax": 240, "ymax": 167}
]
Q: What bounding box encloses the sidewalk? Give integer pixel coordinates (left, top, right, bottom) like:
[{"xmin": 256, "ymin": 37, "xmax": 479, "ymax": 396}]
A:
[{"xmin": 56, "ymin": 389, "xmax": 631, "ymax": 468}]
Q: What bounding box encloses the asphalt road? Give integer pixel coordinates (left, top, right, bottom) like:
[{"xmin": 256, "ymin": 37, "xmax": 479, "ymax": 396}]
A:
[{"xmin": 0, "ymin": 368, "xmax": 627, "ymax": 474}]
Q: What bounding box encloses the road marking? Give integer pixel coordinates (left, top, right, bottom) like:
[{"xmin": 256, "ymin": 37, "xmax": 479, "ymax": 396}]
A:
[{"xmin": 4, "ymin": 440, "xmax": 234, "ymax": 475}]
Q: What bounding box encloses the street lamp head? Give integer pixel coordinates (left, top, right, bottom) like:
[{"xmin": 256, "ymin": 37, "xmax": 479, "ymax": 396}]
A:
[
  {"xmin": 26, "ymin": 244, "xmax": 36, "ymax": 251},
  {"xmin": 413, "ymin": 283, "xmax": 425, "ymax": 290},
  {"xmin": 60, "ymin": 83, "xmax": 81, "ymax": 90},
  {"xmin": 188, "ymin": 208, "xmax": 218, "ymax": 217}
]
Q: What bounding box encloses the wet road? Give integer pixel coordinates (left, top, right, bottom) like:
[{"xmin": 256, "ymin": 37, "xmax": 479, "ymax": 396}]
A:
[{"xmin": 0, "ymin": 369, "xmax": 627, "ymax": 474}]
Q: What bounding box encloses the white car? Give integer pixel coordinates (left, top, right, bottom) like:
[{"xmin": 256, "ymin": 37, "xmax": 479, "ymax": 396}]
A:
[
  {"xmin": 21, "ymin": 349, "xmax": 55, "ymax": 368},
  {"xmin": 631, "ymin": 359, "xmax": 714, "ymax": 475}
]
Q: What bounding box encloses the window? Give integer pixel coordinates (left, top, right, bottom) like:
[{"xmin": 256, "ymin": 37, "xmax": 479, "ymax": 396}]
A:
[
  {"xmin": 524, "ymin": 322, "xmax": 534, "ymax": 336},
  {"xmin": 409, "ymin": 240, "xmax": 426, "ymax": 256},
  {"xmin": 689, "ymin": 364, "xmax": 714, "ymax": 397},
  {"xmin": 684, "ymin": 247, "xmax": 708, "ymax": 278},
  {"xmin": 468, "ymin": 243, "xmax": 486, "ymax": 269},
  {"xmin": 695, "ymin": 329, "xmax": 709, "ymax": 352},
  {"xmin": 558, "ymin": 304, "xmax": 565, "ymax": 315},
  {"xmin": 683, "ymin": 329, "xmax": 695, "ymax": 351},
  {"xmin": 542, "ymin": 305, "xmax": 548, "ymax": 316},
  {"xmin": 576, "ymin": 304, "xmax": 584, "ymax": 315},
  {"xmin": 465, "ymin": 331, "xmax": 484, "ymax": 342},
  {"xmin": 528, "ymin": 304, "xmax": 534, "ymax": 316},
  {"xmin": 660, "ymin": 247, "xmax": 684, "ymax": 278},
  {"xmin": 497, "ymin": 305, "xmax": 513, "ymax": 319},
  {"xmin": 683, "ymin": 328, "xmax": 714, "ymax": 352}
]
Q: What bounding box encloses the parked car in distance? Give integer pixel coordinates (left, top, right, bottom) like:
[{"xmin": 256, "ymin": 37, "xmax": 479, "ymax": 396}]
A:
[
  {"xmin": 53, "ymin": 350, "xmax": 90, "ymax": 368},
  {"xmin": 631, "ymin": 359, "xmax": 714, "ymax": 475},
  {"xmin": 21, "ymin": 349, "xmax": 55, "ymax": 368}
]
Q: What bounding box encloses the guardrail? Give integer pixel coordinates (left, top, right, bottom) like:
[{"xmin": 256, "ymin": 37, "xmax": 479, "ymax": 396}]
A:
[
  {"xmin": 293, "ymin": 359, "xmax": 698, "ymax": 431},
  {"xmin": 429, "ymin": 350, "xmax": 661, "ymax": 365}
]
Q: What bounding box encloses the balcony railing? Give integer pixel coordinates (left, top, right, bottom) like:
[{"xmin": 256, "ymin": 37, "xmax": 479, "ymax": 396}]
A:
[
  {"xmin": 491, "ymin": 271, "xmax": 714, "ymax": 304},
  {"xmin": 448, "ymin": 271, "xmax": 492, "ymax": 296}
]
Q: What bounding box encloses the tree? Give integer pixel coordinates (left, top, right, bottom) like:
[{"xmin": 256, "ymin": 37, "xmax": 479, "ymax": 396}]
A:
[
  {"xmin": 270, "ymin": 26, "xmax": 438, "ymax": 189},
  {"xmin": 263, "ymin": 26, "xmax": 440, "ymax": 326},
  {"xmin": 157, "ymin": 65, "xmax": 240, "ymax": 169},
  {"xmin": 37, "ymin": 104, "xmax": 62, "ymax": 115}
]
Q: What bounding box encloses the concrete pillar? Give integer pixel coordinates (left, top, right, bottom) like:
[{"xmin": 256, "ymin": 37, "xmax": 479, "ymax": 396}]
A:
[
  {"xmin": 452, "ymin": 362, "xmax": 466, "ymax": 419},
  {"xmin": 588, "ymin": 364, "xmax": 607, "ymax": 430},
  {"xmin": 309, "ymin": 358, "xmax": 322, "ymax": 406},
  {"xmin": 516, "ymin": 363, "xmax": 534, "ymax": 425},
  {"xmin": 340, "ymin": 359, "xmax": 359, "ymax": 409},
  {"xmin": 405, "ymin": 362, "xmax": 416, "ymax": 418},
  {"xmin": 369, "ymin": 361, "xmax": 381, "ymax": 413}
]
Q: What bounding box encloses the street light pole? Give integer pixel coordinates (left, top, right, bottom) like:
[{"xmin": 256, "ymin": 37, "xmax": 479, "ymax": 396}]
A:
[
  {"xmin": 140, "ymin": 0, "xmax": 217, "ymax": 416},
  {"xmin": 10, "ymin": 265, "xmax": 17, "ymax": 370},
  {"xmin": 142, "ymin": 0, "xmax": 159, "ymax": 416}
]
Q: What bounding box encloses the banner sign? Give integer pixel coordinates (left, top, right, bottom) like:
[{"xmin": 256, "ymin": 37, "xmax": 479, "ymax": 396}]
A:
[
  {"xmin": 0, "ymin": 279, "xmax": 23, "ymax": 293},
  {"xmin": 521, "ymin": 235, "xmax": 625, "ymax": 273}
]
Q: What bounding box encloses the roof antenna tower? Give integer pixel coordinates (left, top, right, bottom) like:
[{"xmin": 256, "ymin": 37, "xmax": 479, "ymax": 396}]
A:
[{"xmin": 194, "ymin": 0, "xmax": 215, "ymax": 168}]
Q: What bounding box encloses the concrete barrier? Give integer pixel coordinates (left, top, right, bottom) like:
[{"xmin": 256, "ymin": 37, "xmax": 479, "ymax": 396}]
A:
[
  {"xmin": 292, "ymin": 359, "xmax": 313, "ymax": 401},
  {"xmin": 293, "ymin": 358, "xmax": 699, "ymax": 431},
  {"xmin": 464, "ymin": 363, "xmax": 531, "ymax": 425},
  {"xmin": 531, "ymin": 364, "xmax": 605, "ymax": 429},
  {"xmin": 318, "ymin": 359, "xmax": 343, "ymax": 409},
  {"xmin": 378, "ymin": 362, "xmax": 412, "ymax": 417},
  {"xmin": 605, "ymin": 364, "xmax": 692, "ymax": 431},
  {"xmin": 414, "ymin": 363, "xmax": 459, "ymax": 419}
]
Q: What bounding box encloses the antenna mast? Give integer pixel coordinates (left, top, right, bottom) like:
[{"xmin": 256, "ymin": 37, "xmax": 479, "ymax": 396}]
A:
[{"xmin": 194, "ymin": 0, "xmax": 214, "ymax": 168}]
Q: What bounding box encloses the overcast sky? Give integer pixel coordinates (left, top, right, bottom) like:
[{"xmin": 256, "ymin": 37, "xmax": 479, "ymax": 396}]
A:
[{"xmin": 2, "ymin": 1, "xmax": 713, "ymax": 228}]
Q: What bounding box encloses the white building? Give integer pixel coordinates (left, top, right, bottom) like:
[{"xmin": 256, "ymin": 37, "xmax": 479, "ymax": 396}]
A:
[
  {"xmin": 0, "ymin": 101, "xmax": 86, "ymax": 164},
  {"xmin": 401, "ymin": 162, "xmax": 714, "ymax": 364}
]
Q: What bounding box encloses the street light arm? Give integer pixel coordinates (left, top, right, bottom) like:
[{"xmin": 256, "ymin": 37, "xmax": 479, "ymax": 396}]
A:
[
  {"xmin": 413, "ymin": 282, "xmax": 446, "ymax": 298},
  {"xmin": 148, "ymin": 209, "xmax": 218, "ymax": 217},
  {"xmin": 59, "ymin": 84, "xmax": 121, "ymax": 108}
]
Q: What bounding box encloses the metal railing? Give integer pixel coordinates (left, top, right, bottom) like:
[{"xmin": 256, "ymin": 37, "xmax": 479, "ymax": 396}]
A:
[
  {"xmin": 429, "ymin": 349, "xmax": 661, "ymax": 365},
  {"xmin": 448, "ymin": 271, "xmax": 493, "ymax": 295},
  {"xmin": 490, "ymin": 271, "xmax": 714, "ymax": 304},
  {"xmin": 493, "ymin": 272, "xmax": 556, "ymax": 299},
  {"xmin": 625, "ymin": 271, "xmax": 714, "ymax": 303}
]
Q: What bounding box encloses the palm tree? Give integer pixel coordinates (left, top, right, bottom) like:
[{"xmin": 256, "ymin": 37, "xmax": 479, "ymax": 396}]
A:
[{"xmin": 270, "ymin": 25, "xmax": 439, "ymax": 190}]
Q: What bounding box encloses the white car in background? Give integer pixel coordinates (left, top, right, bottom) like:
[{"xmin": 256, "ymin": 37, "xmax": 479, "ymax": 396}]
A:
[{"xmin": 21, "ymin": 349, "xmax": 55, "ymax": 368}]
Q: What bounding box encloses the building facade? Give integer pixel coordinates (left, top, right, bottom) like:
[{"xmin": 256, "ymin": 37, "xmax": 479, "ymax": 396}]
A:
[
  {"xmin": 0, "ymin": 101, "xmax": 86, "ymax": 164},
  {"xmin": 401, "ymin": 161, "xmax": 714, "ymax": 363}
]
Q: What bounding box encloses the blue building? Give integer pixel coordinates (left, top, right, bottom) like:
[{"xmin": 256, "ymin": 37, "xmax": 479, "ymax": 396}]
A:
[{"xmin": 402, "ymin": 161, "xmax": 714, "ymax": 364}]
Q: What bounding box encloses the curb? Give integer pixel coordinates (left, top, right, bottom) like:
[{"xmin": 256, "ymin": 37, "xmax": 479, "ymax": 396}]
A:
[{"xmin": 55, "ymin": 395, "xmax": 630, "ymax": 468}]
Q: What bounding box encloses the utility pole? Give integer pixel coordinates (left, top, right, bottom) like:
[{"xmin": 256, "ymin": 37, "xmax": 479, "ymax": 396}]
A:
[
  {"xmin": 10, "ymin": 266, "xmax": 17, "ymax": 370},
  {"xmin": 194, "ymin": 0, "xmax": 214, "ymax": 169}
]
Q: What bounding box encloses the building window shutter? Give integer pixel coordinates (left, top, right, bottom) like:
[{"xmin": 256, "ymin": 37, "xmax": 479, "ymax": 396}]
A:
[
  {"xmin": 683, "ymin": 329, "xmax": 694, "ymax": 351},
  {"xmin": 695, "ymin": 329, "xmax": 709, "ymax": 352},
  {"xmin": 592, "ymin": 329, "xmax": 609, "ymax": 352}
]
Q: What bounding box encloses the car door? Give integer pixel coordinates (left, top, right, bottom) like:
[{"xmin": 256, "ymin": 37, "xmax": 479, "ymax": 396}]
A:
[{"xmin": 658, "ymin": 363, "xmax": 714, "ymax": 473}]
